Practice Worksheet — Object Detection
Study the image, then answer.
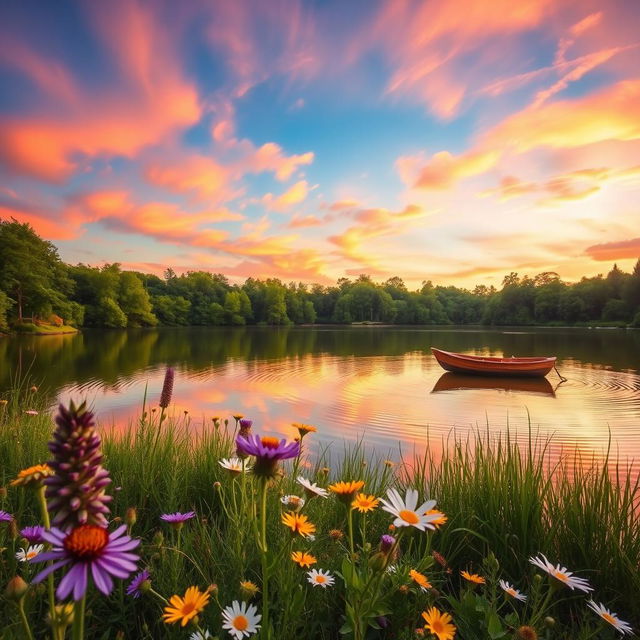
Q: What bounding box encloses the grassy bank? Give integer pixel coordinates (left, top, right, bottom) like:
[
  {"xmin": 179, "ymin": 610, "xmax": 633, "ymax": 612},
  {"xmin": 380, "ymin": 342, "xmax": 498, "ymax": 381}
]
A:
[{"xmin": 0, "ymin": 388, "xmax": 638, "ymax": 639}]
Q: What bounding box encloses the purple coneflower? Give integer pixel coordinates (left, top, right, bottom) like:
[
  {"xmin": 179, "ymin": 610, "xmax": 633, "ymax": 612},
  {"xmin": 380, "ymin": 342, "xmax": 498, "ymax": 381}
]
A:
[
  {"xmin": 20, "ymin": 525, "xmax": 45, "ymax": 544},
  {"xmin": 160, "ymin": 511, "xmax": 196, "ymax": 530},
  {"xmin": 236, "ymin": 434, "xmax": 300, "ymax": 478},
  {"xmin": 379, "ymin": 534, "xmax": 395, "ymax": 553},
  {"xmin": 30, "ymin": 524, "xmax": 140, "ymax": 601},
  {"xmin": 0, "ymin": 510, "xmax": 13, "ymax": 523},
  {"xmin": 45, "ymin": 401, "xmax": 112, "ymax": 529},
  {"xmin": 126, "ymin": 569, "xmax": 151, "ymax": 598},
  {"xmin": 159, "ymin": 367, "xmax": 175, "ymax": 409}
]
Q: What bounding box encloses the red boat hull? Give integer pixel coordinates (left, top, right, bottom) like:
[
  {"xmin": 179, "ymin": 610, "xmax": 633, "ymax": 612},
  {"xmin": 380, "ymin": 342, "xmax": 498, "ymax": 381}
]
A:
[{"xmin": 431, "ymin": 348, "xmax": 556, "ymax": 378}]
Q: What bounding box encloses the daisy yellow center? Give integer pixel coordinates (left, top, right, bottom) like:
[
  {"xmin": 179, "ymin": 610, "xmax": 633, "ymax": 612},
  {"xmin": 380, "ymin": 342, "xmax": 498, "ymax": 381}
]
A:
[
  {"xmin": 181, "ymin": 602, "xmax": 196, "ymax": 615},
  {"xmin": 233, "ymin": 615, "xmax": 248, "ymax": 631},
  {"xmin": 432, "ymin": 620, "xmax": 444, "ymax": 632},
  {"xmin": 26, "ymin": 550, "xmax": 38, "ymax": 559},
  {"xmin": 64, "ymin": 525, "xmax": 109, "ymax": 559},
  {"xmin": 399, "ymin": 509, "xmax": 419, "ymax": 524},
  {"xmin": 553, "ymin": 570, "xmax": 569, "ymax": 582},
  {"xmin": 507, "ymin": 588, "xmax": 516, "ymax": 597},
  {"xmin": 261, "ymin": 436, "xmax": 280, "ymax": 449},
  {"xmin": 316, "ymin": 575, "xmax": 326, "ymax": 583},
  {"xmin": 602, "ymin": 613, "xmax": 616, "ymax": 625}
]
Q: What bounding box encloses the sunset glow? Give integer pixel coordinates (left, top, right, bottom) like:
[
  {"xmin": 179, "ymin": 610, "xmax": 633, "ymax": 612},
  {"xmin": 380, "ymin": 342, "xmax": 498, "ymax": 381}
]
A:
[{"xmin": 1, "ymin": 0, "xmax": 639, "ymax": 287}]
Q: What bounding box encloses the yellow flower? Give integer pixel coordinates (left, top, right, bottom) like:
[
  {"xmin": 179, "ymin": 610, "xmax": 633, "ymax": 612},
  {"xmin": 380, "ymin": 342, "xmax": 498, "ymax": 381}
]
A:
[
  {"xmin": 328, "ymin": 480, "xmax": 365, "ymax": 504},
  {"xmin": 281, "ymin": 512, "xmax": 316, "ymax": 538},
  {"xmin": 10, "ymin": 464, "xmax": 53, "ymax": 489},
  {"xmin": 291, "ymin": 551, "xmax": 317, "ymax": 568},
  {"xmin": 239, "ymin": 580, "xmax": 260, "ymax": 600},
  {"xmin": 410, "ymin": 569, "xmax": 432, "ymax": 592},
  {"xmin": 422, "ymin": 607, "xmax": 456, "ymax": 640},
  {"xmin": 293, "ymin": 422, "xmax": 317, "ymax": 437},
  {"xmin": 233, "ymin": 414, "xmax": 244, "ymax": 420},
  {"xmin": 461, "ymin": 570, "xmax": 486, "ymax": 585},
  {"xmin": 425, "ymin": 509, "xmax": 448, "ymax": 528},
  {"xmin": 328, "ymin": 528, "xmax": 344, "ymax": 540},
  {"xmin": 351, "ymin": 493, "xmax": 380, "ymax": 513},
  {"xmin": 162, "ymin": 586, "xmax": 210, "ymax": 627}
]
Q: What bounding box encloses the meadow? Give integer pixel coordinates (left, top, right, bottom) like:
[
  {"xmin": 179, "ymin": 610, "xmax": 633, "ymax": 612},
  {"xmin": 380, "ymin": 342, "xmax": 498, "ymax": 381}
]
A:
[{"xmin": 0, "ymin": 374, "xmax": 638, "ymax": 640}]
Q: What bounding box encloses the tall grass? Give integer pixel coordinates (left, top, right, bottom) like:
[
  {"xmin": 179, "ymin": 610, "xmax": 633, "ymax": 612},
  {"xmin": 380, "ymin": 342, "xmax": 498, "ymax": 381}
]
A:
[{"xmin": 1, "ymin": 388, "xmax": 638, "ymax": 638}]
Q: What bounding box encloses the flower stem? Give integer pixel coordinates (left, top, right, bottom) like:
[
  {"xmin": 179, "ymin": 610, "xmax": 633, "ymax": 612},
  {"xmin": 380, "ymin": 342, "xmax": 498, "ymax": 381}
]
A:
[
  {"xmin": 71, "ymin": 595, "xmax": 86, "ymax": 640},
  {"xmin": 17, "ymin": 596, "xmax": 34, "ymax": 640},
  {"xmin": 259, "ymin": 478, "xmax": 270, "ymax": 639},
  {"xmin": 347, "ymin": 507, "xmax": 355, "ymax": 558},
  {"xmin": 37, "ymin": 485, "xmax": 59, "ymax": 638}
]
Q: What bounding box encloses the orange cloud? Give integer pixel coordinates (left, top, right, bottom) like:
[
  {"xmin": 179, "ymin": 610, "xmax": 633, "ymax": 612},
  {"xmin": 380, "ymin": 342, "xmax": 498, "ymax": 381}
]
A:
[
  {"xmin": 585, "ymin": 238, "xmax": 640, "ymax": 261},
  {"xmin": 287, "ymin": 215, "xmax": 325, "ymax": 229},
  {"xmin": 415, "ymin": 150, "xmax": 499, "ymax": 189},
  {"xmin": 480, "ymin": 176, "xmax": 537, "ymax": 201},
  {"xmin": 263, "ymin": 180, "xmax": 309, "ymax": 211}
]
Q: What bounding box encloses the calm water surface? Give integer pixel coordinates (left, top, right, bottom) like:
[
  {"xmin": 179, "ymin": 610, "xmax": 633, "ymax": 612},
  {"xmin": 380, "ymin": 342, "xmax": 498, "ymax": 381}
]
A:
[{"xmin": 2, "ymin": 327, "xmax": 640, "ymax": 466}]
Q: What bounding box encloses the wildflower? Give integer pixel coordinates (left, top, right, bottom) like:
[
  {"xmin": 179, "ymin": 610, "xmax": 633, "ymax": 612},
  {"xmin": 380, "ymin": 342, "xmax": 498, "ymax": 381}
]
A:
[
  {"xmin": 529, "ymin": 554, "xmax": 593, "ymax": 592},
  {"xmin": 291, "ymin": 551, "xmax": 317, "ymax": 568},
  {"xmin": 159, "ymin": 367, "xmax": 174, "ymax": 408},
  {"xmin": 293, "ymin": 423, "xmax": 317, "ymax": 438},
  {"xmin": 239, "ymin": 580, "xmax": 260, "ymax": 600},
  {"xmin": 415, "ymin": 629, "xmax": 425, "ymax": 637},
  {"xmin": 160, "ymin": 511, "xmax": 196, "ymax": 530},
  {"xmin": 20, "ymin": 525, "xmax": 45, "ymax": 544},
  {"xmin": 163, "ymin": 586, "xmax": 210, "ymax": 627},
  {"xmin": 25, "ymin": 410, "xmax": 39, "ymax": 415},
  {"xmin": 421, "ymin": 607, "xmax": 456, "ymax": 640},
  {"xmin": 126, "ymin": 569, "xmax": 151, "ymax": 598},
  {"xmin": 499, "ymin": 579, "xmax": 526, "ymax": 601},
  {"xmin": 410, "ymin": 569, "xmax": 432, "ymax": 592},
  {"xmin": 190, "ymin": 631, "xmax": 212, "ymax": 640},
  {"xmin": 30, "ymin": 385, "xmax": 38, "ymax": 392},
  {"xmin": 236, "ymin": 434, "xmax": 300, "ymax": 479},
  {"xmin": 515, "ymin": 627, "xmax": 537, "ymax": 640},
  {"xmin": 0, "ymin": 510, "xmax": 13, "ymax": 523},
  {"xmin": 238, "ymin": 419, "xmax": 253, "ymax": 434},
  {"xmin": 328, "ymin": 529, "xmax": 344, "ymax": 540},
  {"xmin": 379, "ymin": 534, "xmax": 395, "ymax": 553},
  {"xmin": 16, "ymin": 544, "xmax": 44, "ymax": 562},
  {"xmin": 587, "ymin": 600, "xmax": 633, "ymax": 635},
  {"xmin": 233, "ymin": 414, "xmax": 244, "ymax": 421},
  {"xmin": 31, "ymin": 524, "xmax": 140, "ymax": 601},
  {"xmin": 4, "ymin": 576, "xmax": 29, "ymax": 601},
  {"xmin": 461, "ymin": 570, "xmax": 485, "ymax": 585},
  {"xmin": 328, "ymin": 480, "xmax": 365, "ymax": 504},
  {"xmin": 45, "ymin": 401, "xmax": 112, "ymax": 529},
  {"xmin": 219, "ymin": 458, "xmax": 252, "ymax": 475},
  {"xmin": 432, "ymin": 550, "xmax": 448, "ymax": 567},
  {"xmin": 380, "ymin": 488, "xmax": 440, "ymax": 531},
  {"xmin": 352, "ymin": 493, "xmax": 380, "ymax": 513},
  {"xmin": 222, "ymin": 600, "xmax": 261, "ymax": 639},
  {"xmin": 384, "ymin": 460, "xmax": 394, "ymax": 467},
  {"xmin": 11, "ymin": 464, "xmax": 53, "ymax": 489},
  {"xmin": 306, "ymin": 569, "xmax": 335, "ymax": 588},
  {"xmin": 297, "ymin": 476, "xmax": 329, "ymax": 498},
  {"xmin": 282, "ymin": 512, "xmax": 316, "ymax": 538},
  {"xmin": 426, "ymin": 509, "xmax": 448, "ymax": 528},
  {"xmin": 280, "ymin": 495, "xmax": 305, "ymax": 511}
]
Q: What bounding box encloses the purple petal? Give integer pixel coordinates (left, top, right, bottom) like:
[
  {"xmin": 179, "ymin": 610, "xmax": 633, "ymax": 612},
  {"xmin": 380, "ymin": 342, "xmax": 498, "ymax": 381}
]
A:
[
  {"xmin": 41, "ymin": 528, "xmax": 66, "ymax": 545},
  {"xmin": 31, "ymin": 558, "xmax": 70, "ymax": 584},
  {"xmin": 73, "ymin": 564, "xmax": 88, "ymax": 601},
  {"xmin": 95, "ymin": 557, "xmax": 134, "ymax": 578},
  {"xmin": 57, "ymin": 563, "xmax": 86, "ymax": 601},
  {"xmin": 107, "ymin": 538, "xmax": 140, "ymax": 552},
  {"xmin": 31, "ymin": 550, "xmax": 65, "ymax": 564},
  {"xmin": 109, "ymin": 524, "xmax": 128, "ymax": 540},
  {"xmin": 91, "ymin": 562, "xmax": 114, "ymax": 596}
]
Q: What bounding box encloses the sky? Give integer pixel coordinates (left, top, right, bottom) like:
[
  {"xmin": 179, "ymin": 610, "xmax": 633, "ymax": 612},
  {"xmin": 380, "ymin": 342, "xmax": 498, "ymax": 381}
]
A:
[{"xmin": 0, "ymin": 0, "xmax": 639, "ymax": 289}]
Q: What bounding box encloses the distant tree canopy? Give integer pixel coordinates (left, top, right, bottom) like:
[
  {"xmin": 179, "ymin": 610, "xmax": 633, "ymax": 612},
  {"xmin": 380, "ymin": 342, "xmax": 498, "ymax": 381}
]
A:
[{"xmin": 1, "ymin": 219, "xmax": 639, "ymax": 329}]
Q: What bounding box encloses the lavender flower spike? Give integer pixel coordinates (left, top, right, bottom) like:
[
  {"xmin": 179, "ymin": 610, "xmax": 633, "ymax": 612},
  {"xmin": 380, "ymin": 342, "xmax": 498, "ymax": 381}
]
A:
[
  {"xmin": 159, "ymin": 367, "xmax": 175, "ymax": 409},
  {"xmin": 45, "ymin": 401, "xmax": 112, "ymax": 529}
]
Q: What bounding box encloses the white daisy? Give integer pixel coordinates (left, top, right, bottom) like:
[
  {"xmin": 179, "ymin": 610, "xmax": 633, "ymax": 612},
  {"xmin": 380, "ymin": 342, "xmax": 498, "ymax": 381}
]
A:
[
  {"xmin": 280, "ymin": 494, "xmax": 306, "ymax": 510},
  {"xmin": 529, "ymin": 554, "xmax": 593, "ymax": 592},
  {"xmin": 306, "ymin": 568, "xmax": 335, "ymax": 588},
  {"xmin": 219, "ymin": 458, "xmax": 252, "ymax": 474},
  {"xmin": 386, "ymin": 564, "xmax": 397, "ymax": 574},
  {"xmin": 297, "ymin": 476, "xmax": 329, "ymax": 498},
  {"xmin": 499, "ymin": 579, "xmax": 527, "ymax": 602},
  {"xmin": 190, "ymin": 631, "xmax": 212, "ymax": 640},
  {"xmin": 16, "ymin": 544, "xmax": 44, "ymax": 562},
  {"xmin": 221, "ymin": 600, "xmax": 261, "ymax": 639},
  {"xmin": 587, "ymin": 600, "xmax": 633, "ymax": 635},
  {"xmin": 379, "ymin": 488, "xmax": 439, "ymax": 531}
]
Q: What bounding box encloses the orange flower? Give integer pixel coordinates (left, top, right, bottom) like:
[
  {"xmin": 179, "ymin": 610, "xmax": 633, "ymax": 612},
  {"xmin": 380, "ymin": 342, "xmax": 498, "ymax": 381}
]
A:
[
  {"xmin": 293, "ymin": 422, "xmax": 317, "ymax": 437},
  {"xmin": 461, "ymin": 570, "xmax": 486, "ymax": 585},
  {"xmin": 410, "ymin": 569, "xmax": 432, "ymax": 592},
  {"xmin": 425, "ymin": 509, "xmax": 448, "ymax": 528},
  {"xmin": 11, "ymin": 464, "xmax": 53, "ymax": 489},
  {"xmin": 162, "ymin": 586, "xmax": 210, "ymax": 626},
  {"xmin": 281, "ymin": 512, "xmax": 316, "ymax": 538},
  {"xmin": 291, "ymin": 551, "xmax": 317, "ymax": 568},
  {"xmin": 351, "ymin": 493, "xmax": 379, "ymax": 513},
  {"xmin": 422, "ymin": 607, "xmax": 456, "ymax": 640},
  {"xmin": 328, "ymin": 480, "xmax": 365, "ymax": 504}
]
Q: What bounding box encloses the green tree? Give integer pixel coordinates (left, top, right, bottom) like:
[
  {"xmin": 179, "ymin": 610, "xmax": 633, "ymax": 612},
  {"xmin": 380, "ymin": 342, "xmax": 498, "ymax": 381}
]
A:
[{"xmin": 119, "ymin": 271, "xmax": 158, "ymax": 327}]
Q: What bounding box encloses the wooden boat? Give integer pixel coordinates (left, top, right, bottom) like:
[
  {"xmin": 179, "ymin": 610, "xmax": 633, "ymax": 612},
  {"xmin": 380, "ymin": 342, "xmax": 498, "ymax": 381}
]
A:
[
  {"xmin": 431, "ymin": 372, "xmax": 555, "ymax": 396},
  {"xmin": 431, "ymin": 347, "xmax": 556, "ymax": 378}
]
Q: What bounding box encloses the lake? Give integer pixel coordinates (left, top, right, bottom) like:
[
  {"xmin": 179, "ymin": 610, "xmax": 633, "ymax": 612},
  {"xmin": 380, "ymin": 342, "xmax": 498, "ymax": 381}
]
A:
[{"xmin": 2, "ymin": 326, "xmax": 640, "ymax": 467}]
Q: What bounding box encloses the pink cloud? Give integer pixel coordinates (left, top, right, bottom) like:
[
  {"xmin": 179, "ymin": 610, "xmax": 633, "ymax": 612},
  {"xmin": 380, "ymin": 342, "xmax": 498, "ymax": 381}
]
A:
[
  {"xmin": 263, "ymin": 180, "xmax": 309, "ymax": 211},
  {"xmin": 585, "ymin": 238, "xmax": 640, "ymax": 261}
]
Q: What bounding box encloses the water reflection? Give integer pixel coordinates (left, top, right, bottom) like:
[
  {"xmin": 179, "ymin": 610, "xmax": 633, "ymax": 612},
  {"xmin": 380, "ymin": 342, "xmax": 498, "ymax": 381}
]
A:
[
  {"xmin": 431, "ymin": 373, "xmax": 557, "ymax": 396},
  {"xmin": 1, "ymin": 327, "xmax": 639, "ymax": 468}
]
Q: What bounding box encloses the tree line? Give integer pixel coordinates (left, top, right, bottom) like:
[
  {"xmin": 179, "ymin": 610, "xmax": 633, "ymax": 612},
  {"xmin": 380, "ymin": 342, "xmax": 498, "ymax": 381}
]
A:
[{"xmin": 1, "ymin": 219, "xmax": 640, "ymax": 330}]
